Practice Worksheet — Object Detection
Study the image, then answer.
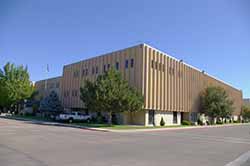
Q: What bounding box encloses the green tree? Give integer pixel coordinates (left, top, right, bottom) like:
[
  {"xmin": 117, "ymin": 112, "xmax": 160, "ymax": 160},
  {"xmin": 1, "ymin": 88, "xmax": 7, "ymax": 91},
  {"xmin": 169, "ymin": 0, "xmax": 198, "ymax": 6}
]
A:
[
  {"xmin": 201, "ymin": 86, "xmax": 234, "ymax": 123},
  {"xmin": 39, "ymin": 91, "xmax": 62, "ymax": 113},
  {"xmin": 242, "ymin": 105, "xmax": 250, "ymax": 121},
  {"xmin": 0, "ymin": 62, "xmax": 34, "ymax": 112},
  {"xmin": 80, "ymin": 80, "xmax": 98, "ymax": 112},
  {"xmin": 80, "ymin": 68, "xmax": 144, "ymax": 125}
]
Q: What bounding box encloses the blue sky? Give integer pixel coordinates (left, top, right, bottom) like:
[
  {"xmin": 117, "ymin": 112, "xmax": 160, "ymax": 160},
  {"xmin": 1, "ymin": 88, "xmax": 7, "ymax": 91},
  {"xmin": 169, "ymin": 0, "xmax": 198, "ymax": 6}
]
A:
[{"xmin": 0, "ymin": 0, "xmax": 249, "ymax": 98}]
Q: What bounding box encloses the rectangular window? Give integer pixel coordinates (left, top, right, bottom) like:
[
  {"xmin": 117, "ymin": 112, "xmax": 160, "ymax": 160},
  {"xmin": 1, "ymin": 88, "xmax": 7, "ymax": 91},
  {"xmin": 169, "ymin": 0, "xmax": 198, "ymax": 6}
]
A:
[
  {"xmin": 116, "ymin": 62, "xmax": 119, "ymax": 70},
  {"xmin": 85, "ymin": 69, "xmax": 88, "ymax": 76},
  {"xmin": 73, "ymin": 70, "xmax": 79, "ymax": 78},
  {"xmin": 159, "ymin": 63, "xmax": 162, "ymax": 71},
  {"xmin": 107, "ymin": 64, "xmax": 110, "ymax": 70},
  {"xmin": 96, "ymin": 66, "xmax": 98, "ymax": 74},
  {"xmin": 56, "ymin": 82, "xmax": 60, "ymax": 88},
  {"xmin": 71, "ymin": 90, "xmax": 78, "ymax": 97},
  {"xmin": 151, "ymin": 60, "xmax": 154, "ymax": 68},
  {"xmin": 190, "ymin": 112, "xmax": 197, "ymax": 122},
  {"xmin": 162, "ymin": 64, "xmax": 165, "ymax": 72},
  {"xmin": 103, "ymin": 65, "xmax": 106, "ymax": 72},
  {"xmin": 130, "ymin": 59, "xmax": 134, "ymax": 68},
  {"xmin": 173, "ymin": 112, "xmax": 178, "ymax": 124},
  {"xmin": 92, "ymin": 67, "xmax": 95, "ymax": 75},
  {"xmin": 155, "ymin": 61, "xmax": 158, "ymax": 70},
  {"xmin": 82, "ymin": 69, "xmax": 85, "ymax": 77},
  {"xmin": 125, "ymin": 60, "xmax": 129, "ymax": 69}
]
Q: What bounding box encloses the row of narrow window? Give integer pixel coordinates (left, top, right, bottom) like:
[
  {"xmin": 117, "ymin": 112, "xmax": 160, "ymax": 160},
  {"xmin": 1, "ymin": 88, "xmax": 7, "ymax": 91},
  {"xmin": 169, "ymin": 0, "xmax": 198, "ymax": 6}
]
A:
[
  {"xmin": 64, "ymin": 90, "xmax": 78, "ymax": 98},
  {"xmin": 74, "ymin": 58, "xmax": 134, "ymax": 78},
  {"xmin": 151, "ymin": 60, "xmax": 165, "ymax": 72},
  {"xmin": 151, "ymin": 60, "xmax": 183, "ymax": 78}
]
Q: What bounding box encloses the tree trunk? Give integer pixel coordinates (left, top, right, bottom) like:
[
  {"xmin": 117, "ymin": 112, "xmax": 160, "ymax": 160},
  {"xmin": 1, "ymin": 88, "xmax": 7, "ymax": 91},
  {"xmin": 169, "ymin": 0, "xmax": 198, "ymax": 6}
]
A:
[{"xmin": 107, "ymin": 112, "xmax": 112, "ymax": 125}]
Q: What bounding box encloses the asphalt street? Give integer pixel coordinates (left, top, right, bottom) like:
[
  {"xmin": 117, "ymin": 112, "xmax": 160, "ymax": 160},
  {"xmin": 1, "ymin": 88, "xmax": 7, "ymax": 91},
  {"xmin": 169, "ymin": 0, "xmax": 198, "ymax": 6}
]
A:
[{"xmin": 0, "ymin": 118, "xmax": 250, "ymax": 166}]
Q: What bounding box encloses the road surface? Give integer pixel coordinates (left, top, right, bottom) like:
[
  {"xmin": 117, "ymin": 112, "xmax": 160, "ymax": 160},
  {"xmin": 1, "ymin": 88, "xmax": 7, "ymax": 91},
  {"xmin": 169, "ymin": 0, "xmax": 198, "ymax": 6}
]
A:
[{"xmin": 0, "ymin": 118, "xmax": 250, "ymax": 166}]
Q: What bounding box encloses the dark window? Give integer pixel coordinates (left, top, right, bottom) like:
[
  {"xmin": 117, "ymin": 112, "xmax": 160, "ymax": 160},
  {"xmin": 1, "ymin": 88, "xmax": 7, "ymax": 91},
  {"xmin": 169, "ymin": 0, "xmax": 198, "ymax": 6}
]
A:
[
  {"xmin": 173, "ymin": 112, "xmax": 178, "ymax": 124},
  {"xmin": 92, "ymin": 67, "xmax": 95, "ymax": 75},
  {"xmin": 115, "ymin": 62, "xmax": 119, "ymax": 70},
  {"xmin": 86, "ymin": 69, "xmax": 88, "ymax": 76},
  {"xmin": 169, "ymin": 67, "xmax": 174, "ymax": 75},
  {"xmin": 56, "ymin": 82, "xmax": 60, "ymax": 88},
  {"xmin": 130, "ymin": 59, "xmax": 134, "ymax": 68},
  {"xmin": 162, "ymin": 64, "xmax": 165, "ymax": 72},
  {"xmin": 159, "ymin": 63, "xmax": 162, "ymax": 71},
  {"xmin": 72, "ymin": 90, "xmax": 78, "ymax": 97},
  {"xmin": 82, "ymin": 69, "xmax": 85, "ymax": 77},
  {"xmin": 155, "ymin": 61, "xmax": 158, "ymax": 69},
  {"xmin": 107, "ymin": 64, "xmax": 110, "ymax": 70},
  {"xmin": 73, "ymin": 70, "xmax": 79, "ymax": 78},
  {"xmin": 190, "ymin": 112, "xmax": 197, "ymax": 122},
  {"xmin": 125, "ymin": 60, "xmax": 129, "ymax": 69},
  {"xmin": 151, "ymin": 60, "xmax": 154, "ymax": 68},
  {"xmin": 96, "ymin": 66, "xmax": 98, "ymax": 74},
  {"xmin": 103, "ymin": 65, "xmax": 106, "ymax": 72}
]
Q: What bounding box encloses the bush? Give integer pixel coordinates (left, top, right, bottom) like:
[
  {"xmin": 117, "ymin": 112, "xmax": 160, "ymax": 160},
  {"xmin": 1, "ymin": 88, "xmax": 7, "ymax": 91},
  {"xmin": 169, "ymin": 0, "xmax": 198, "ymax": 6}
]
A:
[
  {"xmin": 182, "ymin": 120, "xmax": 192, "ymax": 126},
  {"xmin": 160, "ymin": 117, "xmax": 165, "ymax": 126},
  {"xmin": 233, "ymin": 120, "xmax": 240, "ymax": 123},
  {"xmin": 216, "ymin": 120, "xmax": 223, "ymax": 125},
  {"xmin": 206, "ymin": 121, "xmax": 210, "ymax": 125},
  {"xmin": 197, "ymin": 119, "xmax": 204, "ymax": 126}
]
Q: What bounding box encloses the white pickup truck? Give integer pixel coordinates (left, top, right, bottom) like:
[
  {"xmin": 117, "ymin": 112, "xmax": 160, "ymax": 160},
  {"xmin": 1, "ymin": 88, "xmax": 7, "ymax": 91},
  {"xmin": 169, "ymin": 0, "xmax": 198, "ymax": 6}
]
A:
[{"xmin": 57, "ymin": 112, "xmax": 91, "ymax": 123}]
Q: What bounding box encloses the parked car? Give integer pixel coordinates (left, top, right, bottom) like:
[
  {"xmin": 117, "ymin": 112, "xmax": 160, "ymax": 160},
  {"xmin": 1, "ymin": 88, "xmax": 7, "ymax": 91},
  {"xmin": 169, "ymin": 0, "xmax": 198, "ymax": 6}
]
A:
[{"xmin": 56, "ymin": 112, "xmax": 91, "ymax": 123}]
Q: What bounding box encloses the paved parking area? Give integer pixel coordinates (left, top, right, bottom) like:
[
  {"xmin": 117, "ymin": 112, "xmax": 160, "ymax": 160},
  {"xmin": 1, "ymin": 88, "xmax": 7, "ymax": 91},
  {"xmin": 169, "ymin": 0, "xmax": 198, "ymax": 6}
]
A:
[{"xmin": 0, "ymin": 118, "xmax": 250, "ymax": 166}]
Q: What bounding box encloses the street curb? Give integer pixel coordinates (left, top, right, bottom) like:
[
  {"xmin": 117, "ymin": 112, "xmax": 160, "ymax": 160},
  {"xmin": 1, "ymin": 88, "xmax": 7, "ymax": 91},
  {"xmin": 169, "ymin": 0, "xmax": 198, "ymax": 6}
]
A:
[
  {"xmin": 225, "ymin": 151, "xmax": 250, "ymax": 166},
  {"xmin": 108, "ymin": 123, "xmax": 250, "ymax": 133},
  {"xmin": 1, "ymin": 116, "xmax": 249, "ymax": 133}
]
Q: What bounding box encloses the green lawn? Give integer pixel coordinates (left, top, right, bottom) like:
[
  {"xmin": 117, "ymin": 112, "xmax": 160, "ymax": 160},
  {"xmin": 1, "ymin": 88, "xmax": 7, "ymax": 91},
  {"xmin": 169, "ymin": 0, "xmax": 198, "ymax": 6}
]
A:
[
  {"xmin": 6, "ymin": 115, "xmax": 246, "ymax": 130},
  {"xmin": 71, "ymin": 122, "xmax": 188, "ymax": 130}
]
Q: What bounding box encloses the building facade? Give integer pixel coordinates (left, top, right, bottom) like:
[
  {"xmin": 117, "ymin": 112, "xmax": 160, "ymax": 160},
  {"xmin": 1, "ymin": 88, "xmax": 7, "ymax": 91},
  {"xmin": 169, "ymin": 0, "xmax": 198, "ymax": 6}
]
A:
[
  {"xmin": 35, "ymin": 76, "xmax": 62, "ymax": 100},
  {"xmin": 244, "ymin": 98, "xmax": 250, "ymax": 107},
  {"xmin": 58, "ymin": 44, "xmax": 242, "ymax": 126}
]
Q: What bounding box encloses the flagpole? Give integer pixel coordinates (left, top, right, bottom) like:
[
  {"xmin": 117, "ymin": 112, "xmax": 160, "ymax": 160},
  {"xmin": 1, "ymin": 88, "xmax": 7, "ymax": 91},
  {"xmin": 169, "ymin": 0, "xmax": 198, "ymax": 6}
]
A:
[{"xmin": 45, "ymin": 64, "xmax": 49, "ymax": 93}]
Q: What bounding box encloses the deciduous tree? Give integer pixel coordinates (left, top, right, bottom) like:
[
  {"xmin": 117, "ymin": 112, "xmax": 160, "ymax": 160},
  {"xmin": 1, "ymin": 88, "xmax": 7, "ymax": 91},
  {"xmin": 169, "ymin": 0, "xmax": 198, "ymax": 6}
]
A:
[
  {"xmin": 80, "ymin": 68, "xmax": 144, "ymax": 125},
  {"xmin": 201, "ymin": 86, "xmax": 234, "ymax": 123},
  {"xmin": 0, "ymin": 62, "xmax": 34, "ymax": 112}
]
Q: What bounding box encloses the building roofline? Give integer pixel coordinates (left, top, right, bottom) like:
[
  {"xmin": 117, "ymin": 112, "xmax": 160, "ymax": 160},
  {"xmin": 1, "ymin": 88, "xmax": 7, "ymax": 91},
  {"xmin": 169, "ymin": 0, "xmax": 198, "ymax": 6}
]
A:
[
  {"xmin": 35, "ymin": 76, "xmax": 62, "ymax": 83},
  {"xmin": 63, "ymin": 44, "xmax": 143, "ymax": 68},
  {"xmin": 143, "ymin": 43, "xmax": 241, "ymax": 92},
  {"xmin": 62, "ymin": 43, "xmax": 241, "ymax": 92}
]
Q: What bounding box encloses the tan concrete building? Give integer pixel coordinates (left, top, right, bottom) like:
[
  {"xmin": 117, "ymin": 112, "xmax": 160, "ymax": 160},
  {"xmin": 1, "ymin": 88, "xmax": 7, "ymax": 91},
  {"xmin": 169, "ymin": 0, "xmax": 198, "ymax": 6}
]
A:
[
  {"xmin": 244, "ymin": 98, "xmax": 250, "ymax": 107},
  {"xmin": 35, "ymin": 76, "xmax": 62, "ymax": 100},
  {"xmin": 59, "ymin": 44, "xmax": 243, "ymax": 126}
]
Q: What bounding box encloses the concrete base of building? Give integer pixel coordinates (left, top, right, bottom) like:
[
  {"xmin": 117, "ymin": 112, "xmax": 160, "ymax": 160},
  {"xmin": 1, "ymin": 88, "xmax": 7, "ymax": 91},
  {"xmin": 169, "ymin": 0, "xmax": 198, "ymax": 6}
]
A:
[{"xmin": 122, "ymin": 110, "xmax": 183, "ymax": 126}]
